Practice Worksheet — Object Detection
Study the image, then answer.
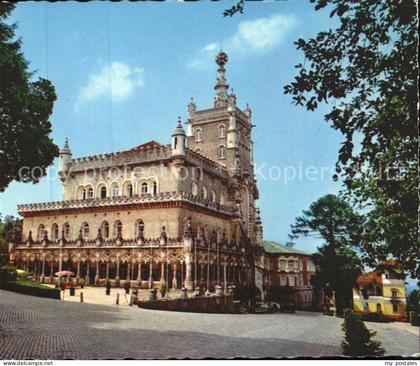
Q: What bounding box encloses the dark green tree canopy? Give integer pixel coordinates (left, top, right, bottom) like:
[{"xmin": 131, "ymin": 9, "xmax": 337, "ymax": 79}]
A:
[
  {"xmin": 285, "ymin": 0, "xmax": 418, "ymax": 278},
  {"xmin": 0, "ymin": 4, "xmax": 58, "ymax": 191}
]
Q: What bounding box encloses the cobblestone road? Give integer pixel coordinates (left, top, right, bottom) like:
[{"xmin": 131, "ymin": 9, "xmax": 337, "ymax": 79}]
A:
[{"xmin": 0, "ymin": 290, "xmax": 418, "ymax": 359}]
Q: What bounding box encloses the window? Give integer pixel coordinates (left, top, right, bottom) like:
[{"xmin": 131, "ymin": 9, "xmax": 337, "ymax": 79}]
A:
[
  {"xmin": 141, "ymin": 182, "xmax": 148, "ymax": 195},
  {"xmin": 37, "ymin": 224, "xmax": 45, "ymax": 241},
  {"xmin": 136, "ymin": 220, "xmax": 144, "ymax": 237},
  {"xmin": 192, "ymin": 182, "xmax": 198, "ymax": 197},
  {"xmin": 217, "ymin": 145, "xmax": 226, "ymax": 159},
  {"xmin": 194, "ymin": 128, "xmax": 202, "ymax": 142},
  {"xmin": 287, "ymin": 260, "xmax": 295, "ymax": 270},
  {"xmin": 78, "ymin": 187, "xmax": 86, "ymax": 200},
  {"xmin": 87, "ymin": 187, "xmax": 94, "ymax": 199},
  {"xmin": 81, "ymin": 223, "xmax": 89, "ymax": 239},
  {"xmin": 100, "ymin": 186, "xmax": 107, "ymax": 199},
  {"xmin": 376, "ymin": 303, "xmax": 382, "ymax": 312},
  {"xmin": 114, "ymin": 221, "xmax": 122, "ymax": 238},
  {"xmin": 63, "ymin": 223, "xmax": 70, "ymax": 240},
  {"xmin": 392, "ymin": 304, "xmax": 398, "ymax": 313},
  {"xmin": 101, "ymin": 221, "xmax": 109, "ymax": 239},
  {"xmin": 151, "ymin": 181, "xmax": 158, "ymax": 195},
  {"xmin": 111, "ymin": 183, "xmax": 119, "ymax": 197},
  {"xmin": 127, "ymin": 184, "xmax": 133, "ymax": 197},
  {"xmin": 391, "ymin": 289, "xmax": 398, "ymax": 298},
  {"xmin": 218, "ymin": 124, "xmax": 226, "ymax": 138},
  {"xmin": 220, "ymin": 192, "xmax": 225, "ymax": 205},
  {"xmin": 201, "ymin": 186, "xmax": 208, "ymax": 200},
  {"xmin": 51, "ymin": 224, "xmax": 59, "ymax": 240},
  {"xmin": 211, "ymin": 190, "xmax": 217, "ymax": 203},
  {"xmin": 375, "ymin": 287, "xmax": 383, "ymax": 296}
]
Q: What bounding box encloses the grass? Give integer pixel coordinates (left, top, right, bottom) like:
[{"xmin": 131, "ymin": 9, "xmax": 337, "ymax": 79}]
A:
[{"xmin": 9, "ymin": 278, "xmax": 56, "ymax": 290}]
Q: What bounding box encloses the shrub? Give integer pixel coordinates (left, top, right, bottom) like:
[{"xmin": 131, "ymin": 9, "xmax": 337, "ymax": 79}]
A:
[
  {"xmin": 0, "ymin": 265, "xmax": 18, "ymax": 282},
  {"xmin": 342, "ymin": 309, "xmax": 385, "ymax": 356},
  {"xmin": 234, "ymin": 284, "xmax": 261, "ymax": 306},
  {"xmin": 360, "ymin": 312, "xmax": 390, "ymax": 323},
  {"xmin": 266, "ymin": 285, "xmax": 295, "ymax": 304}
]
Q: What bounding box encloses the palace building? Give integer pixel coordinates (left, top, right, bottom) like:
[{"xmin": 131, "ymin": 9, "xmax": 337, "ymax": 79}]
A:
[{"xmin": 10, "ymin": 52, "xmax": 264, "ymax": 292}]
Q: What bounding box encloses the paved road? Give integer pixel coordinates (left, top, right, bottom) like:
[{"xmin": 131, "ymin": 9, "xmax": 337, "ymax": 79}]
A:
[{"xmin": 0, "ymin": 290, "xmax": 418, "ymax": 359}]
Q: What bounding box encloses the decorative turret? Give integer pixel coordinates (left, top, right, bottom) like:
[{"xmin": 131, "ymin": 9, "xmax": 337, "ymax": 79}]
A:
[
  {"xmin": 186, "ymin": 97, "xmax": 196, "ymax": 137},
  {"xmin": 255, "ymin": 208, "xmax": 263, "ymax": 245},
  {"xmin": 227, "ymin": 89, "xmax": 239, "ymax": 149},
  {"xmin": 58, "ymin": 138, "xmax": 72, "ymax": 182},
  {"xmin": 171, "ymin": 117, "xmax": 186, "ymax": 156},
  {"xmin": 214, "ymin": 51, "xmax": 229, "ymax": 107}
]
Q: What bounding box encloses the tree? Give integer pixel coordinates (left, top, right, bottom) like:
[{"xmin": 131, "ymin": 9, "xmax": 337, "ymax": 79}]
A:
[
  {"xmin": 290, "ymin": 194, "xmax": 363, "ymax": 313},
  {"xmin": 0, "ymin": 4, "xmax": 58, "ymax": 192},
  {"xmin": 284, "ymin": 0, "xmax": 418, "ymax": 279},
  {"xmin": 0, "ymin": 215, "xmax": 22, "ymax": 265},
  {"xmin": 342, "ymin": 310, "xmax": 385, "ymax": 357}
]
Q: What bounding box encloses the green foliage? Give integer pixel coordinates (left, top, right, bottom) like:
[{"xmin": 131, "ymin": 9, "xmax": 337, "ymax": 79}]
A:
[
  {"xmin": 0, "ymin": 215, "xmax": 22, "ymax": 265},
  {"xmin": 265, "ymin": 285, "xmax": 294, "ymax": 304},
  {"xmin": 0, "ymin": 264, "xmax": 17, "ymax": 282},
  {"xmin": 341, "ymin": 310, "xmax": 385, "ymax": 356},
  {"xmin": 0, "ymin": 4, "xmax": 58, "ymax": 191},
  {"xmin": 285, "ymin": 0, "xmax": 418, "ymax": 278},
  {"xmin": 360, "ymin": 312, "xmax": 390, "ymax": 323},
  {"xmin": 407, "ymin": 289, "xmax": 420, "ymax": 314},
  {"xmin": 290, "ymin": 194, "xmax": 363, "ymax": 314},
  {"xmin": 234, "ymin": 284, "xmax": 261, "ymax": 305}
]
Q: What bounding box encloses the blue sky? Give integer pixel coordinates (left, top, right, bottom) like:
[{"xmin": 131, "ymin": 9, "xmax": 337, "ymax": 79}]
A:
[{"xmin": 1, "ymin": 1, "xmax": 344, "ymax": 254}]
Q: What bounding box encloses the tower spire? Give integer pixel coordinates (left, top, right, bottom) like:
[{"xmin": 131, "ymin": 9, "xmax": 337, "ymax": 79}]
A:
[{"xmin": 214, "ymin": 51, "xmax": 229, "ymax": 108}]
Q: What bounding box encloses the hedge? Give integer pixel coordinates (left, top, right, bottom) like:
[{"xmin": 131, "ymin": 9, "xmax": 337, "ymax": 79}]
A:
[{"xmin": 0, "ymin": 280, "xmax": 61, "ymax": 300}]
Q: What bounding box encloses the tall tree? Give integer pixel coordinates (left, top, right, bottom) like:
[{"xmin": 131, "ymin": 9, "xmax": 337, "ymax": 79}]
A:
[
  {"xmin": 0, "ymin": 215, "xmax": 22, "ymax": 266},
  {"xmin": 290, "ymin": 194, "xmax": 363, "ymax": 313},
  {"xmin": 0, "ymin": 4, "xmax": 58, "ymax": 192},
  {"xmin": 284, "ymin": 0, "xmax": 418, "ymax": 278}
]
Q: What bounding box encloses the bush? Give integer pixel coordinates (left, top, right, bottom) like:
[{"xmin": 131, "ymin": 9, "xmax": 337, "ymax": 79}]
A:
[
  {"xmin": 266, "ymin": 285, "xmax": 295, "ymax": 304},
  {"xmin": 0, "ymin": 279, "xmax": 60, "ymax": 299},
  {"xmin": 234, "ymin": 284, "xmax": 261, "ymax": 307},
  {"xmin": 342, "ymin": 309, "xmax": 385, "ymax": 356},
  {"xmin": 0, "ymin": 265, "xmax": 18, "ymax": 282},
  {"xmin": 360, "ymin": 312, "xmax": 390, "ymax": 323}
]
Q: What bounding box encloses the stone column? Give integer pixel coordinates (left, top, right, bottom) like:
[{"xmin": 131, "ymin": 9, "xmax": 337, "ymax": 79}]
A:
[
  {"xmin": 50, "ymin": 262, "xmax": 54, "ymax": 279},
  {"xmin": 85, "ymin": 261, "xmax": 90, "ymax": 285},
  {"xmin": 126, "ymin": 262, "xmax": 131, "ymax": 281},
  {"xmin": 115, "ymin": 260, "xmax": 120, "ymax": 281},
  {"xmin": 94, "ymin": 261, "xmax": 99, "ymax": 284},
  {"xmin": 185, "ymin": 256, "xmax": 193, "ymax": 290},
  {"xmin": 172, "ymin": 263, "xmax": 177, "ymax": 290},
  {"xmin": 148, "ymin": 260, "xmax": 153, "ymax": 289},
  {"xmin": 41, "ymin": 258, "xmax": 45, "ymax": 277},
  {"xmin": 223, "ymin": 263, "xmax": 227, "ymax": 293},
  {"xmin": 160, "ymin": 262, "xmax": 165, "ymax": 283},
  {"xmin": 76, "ymin": 261, "xmax": 81, "ymax": 279},
  {"xmin": 106, "ymin": 261, "xmax": 110, "ymax": 279},
  {"xmin": 137, "ymin": 261, "xmax": 142, "ymax": 285}
]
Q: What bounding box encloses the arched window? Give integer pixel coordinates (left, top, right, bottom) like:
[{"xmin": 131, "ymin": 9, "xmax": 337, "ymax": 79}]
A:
[
  {"xmin": 101, "ymin": 221, "xmax": 109, "ymax": 239},
  {"xmin": 391, "ymin": 289, "xmax": 399, "ymax": 298},
  {"xmin": 81, "ymin": 222, "xmax": 89, "ymax": 239},
  {"xmin": 194, "ymin": 128, "xmax": 202, "ymax": 142},
  {"xmin": 150, "ymin": 180, "xmax": 158, "ymax": 195},
  {"xmin": 77, "ymin": 186, "xmax": 86, "ymax": 200},
  {"xmin": 111, "ymin": 183, "xmax": 120, "ymax": 198},
  {"xmin": 99, "ymin": 185, "xmax": 107, "ymax": 199},
  {"xmin": 136, "ymin": 219, "xmax": 145, "ymax": 237},
  {"xmin": 220, "ymin": 192, "xmax": 225, "ymax": 205},
  {"xmin": 141, "ymin": 182, "xmax": 148, "ymax": 195},
  {"xmin": 376, "ymin": 303, "xmax": 382, "ymax": 312},
  {"xmin": 37, "ymin": 224, "xmax": 45, "ymax": 241},
  {"xmin": 114, "ymin": 221, "xmax": 122, "ymax": 238},
  {"xmin": 51, "ymin": 224, "xmax": 59, "ymax": 240},
  {"xmin": 218, "ymin": 124, "xmax": 226, "ymax": 138},
  {"xmin": 87, "ymin": 187, "xmax": 94, "ymax": 199},
  {"xmin": 195, "ymin": 147, "xmax": 203, "ymax": 154},
  {"xmin": 63, "ymin": 223, "xmax": 70, "ymax": 240},
  {"xmin": 211, "ymin": 190, "xmax": 217, "ymax": 203},
  {"xmin": 192, "ymin": 182, "xmax": 198, "ymax": 197},
  {"xmin": 217, "ymin": 145, "xmax": 226, "ymax": 159},
  {"xmin": 127, "ymin": 184, "xmax": 133, "ymax": 197},
  {"xmin": 201, "ymin": 186, "xmax": 208, "ymax": 200}
]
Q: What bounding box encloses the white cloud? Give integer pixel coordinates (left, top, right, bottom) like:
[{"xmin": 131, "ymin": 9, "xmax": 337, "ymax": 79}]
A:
[
  {"xmin": 76, "ymin": 62, "xmax": 144, "ymax": 109},
  {"xmin": 188, "ymin": 14, "xmax": 296, "ymax": 68}
]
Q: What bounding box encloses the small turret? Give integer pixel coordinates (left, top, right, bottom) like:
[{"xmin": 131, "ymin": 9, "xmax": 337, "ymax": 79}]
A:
[
  {"xmin": 214, "ymin": 51, "xmax": 229, "ymax": 108},
  {"xmin": 58, "ymin": 138, "xmax": 72, "ymax": 182},
  {"xmin": 227, "ymin": 90, "xmax": 239, "ymax": 149},
  {"xmin": 172, "ymin": 117, "xmax": 186, "ymax": 156}
]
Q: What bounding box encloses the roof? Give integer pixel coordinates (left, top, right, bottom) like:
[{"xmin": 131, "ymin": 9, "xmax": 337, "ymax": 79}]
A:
[
  {"xmin": 263, "ymin": 240, "xmax": 310, "ymax": 256},
  {"xmin": 127, "ymin": 140, "xmax": 163, "ymax": 152}
]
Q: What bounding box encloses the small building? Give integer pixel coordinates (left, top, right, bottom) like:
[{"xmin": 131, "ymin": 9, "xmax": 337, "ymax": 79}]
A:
[
  {"xmin": 258, "ymin": 240, "xmax": 322, "ymax": 310},
  {"xmin": 353, "ymin": 260, "xmax": 407, "ymax": 321}
]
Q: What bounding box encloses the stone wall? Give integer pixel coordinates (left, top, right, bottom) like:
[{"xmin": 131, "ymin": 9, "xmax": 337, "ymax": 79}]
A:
[{"xmin": 138, "ymin": 294, "xmax": 239, "ymax": 314}]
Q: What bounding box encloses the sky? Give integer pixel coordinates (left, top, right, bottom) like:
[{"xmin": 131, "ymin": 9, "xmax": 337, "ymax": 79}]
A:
[{"xmin": 0, "ymin": 1, "xmax": 344, "ymax": 255}]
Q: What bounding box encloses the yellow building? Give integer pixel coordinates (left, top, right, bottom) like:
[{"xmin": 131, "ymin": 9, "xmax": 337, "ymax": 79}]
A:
[{"xmin": 353, "ymin": 261, "xmax": 407, "ymax": 321}]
